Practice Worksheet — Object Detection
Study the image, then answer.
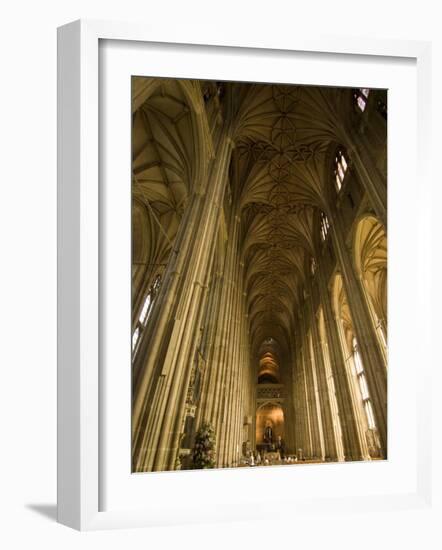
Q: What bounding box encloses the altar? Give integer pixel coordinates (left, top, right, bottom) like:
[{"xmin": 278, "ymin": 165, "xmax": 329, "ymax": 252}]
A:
[{"xmin": 264, "ymin": 451, "xmax": 281, "ymax": 463}]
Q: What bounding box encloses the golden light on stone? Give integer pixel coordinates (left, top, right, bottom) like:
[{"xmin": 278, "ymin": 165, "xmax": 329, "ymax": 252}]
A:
[{"xmin": 131, "ymin": 77, "xmax": 388, "ymax": 472}]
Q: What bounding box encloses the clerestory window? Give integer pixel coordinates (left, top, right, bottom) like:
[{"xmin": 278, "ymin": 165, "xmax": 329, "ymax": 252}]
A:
[
  {"xmin": 352, "ymin": 337, "xmax": 376, "ymax": 429},
  {"xmin": 132, "ymin": 274, "xmax": 162, "ymax": 356},
  {"xmin": 334, "ymin": 148, "xmax": 348, "ymax": 192},
  {"xmin": 320, "ymin": 212, "xmax": 330, "ymax": 242},
  {"xmin": 353, "ymin": 88, "xmax": 370, "ymax": 112}
]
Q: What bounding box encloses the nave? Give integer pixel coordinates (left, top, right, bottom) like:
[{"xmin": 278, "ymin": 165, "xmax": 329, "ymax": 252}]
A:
[{"xmin": 131, "ymin": 79, "xmax": 387, "ymax": 472}]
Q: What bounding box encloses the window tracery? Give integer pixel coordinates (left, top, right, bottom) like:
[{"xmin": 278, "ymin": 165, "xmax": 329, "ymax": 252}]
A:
[
  {"xmin": 132, "ymin": 274, "xmax": 162, "ymax": 355},
  {"xmin": 353, "ymin": 88, "xmax": 370, "ymax": 112},
  {"xmin": 352, "ymin": 337, "xmax": 376, "ymax": 429},
  {"xmin": 333, "ymin": 148, "xmax": 348, "ymax": 192},
  {"xmin": 320, "ymin": 212, "xmax": 330, "ymax": 241}
]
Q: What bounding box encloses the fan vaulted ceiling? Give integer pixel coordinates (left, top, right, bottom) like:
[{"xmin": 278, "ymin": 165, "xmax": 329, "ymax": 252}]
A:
[
  {"xmin": 133, "ymin": 79, "xmax": 354, "ymax": 369},
  {"xmin": 230, "ymin": 83, "xmax": 351, "ymax": 358}
]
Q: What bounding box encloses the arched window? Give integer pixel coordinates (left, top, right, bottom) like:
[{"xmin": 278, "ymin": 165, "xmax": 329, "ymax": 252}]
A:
[
  {"xmin": 352, "ymin": 337, "xmax": 376, "ymax": 429},
  {"xmin": 333, "ymin": 148, "xmax": 348, "ymax": 192},
  {"xmin": 320, "ymin": 212, "xmax": 330, "ymax": 241},
  {"xmin": 353, "ymin": 88, "xmax": 370, "ymax": 112},
  {"xmin": 317, "ymin": 307, "xmax": 345, "ymax": 461},
  {"xmin": 132, "ymin": 274, "xmax": 162, "ymax": 355}
]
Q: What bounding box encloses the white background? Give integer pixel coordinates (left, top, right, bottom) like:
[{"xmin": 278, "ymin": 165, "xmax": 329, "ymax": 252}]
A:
[
  {"xmin": 102, "ymin": 40, "xmax": 418, "ymax": 515},
  {"xmin": 1, "ymin": 0, "xmax": 441, "ymax": 548}
]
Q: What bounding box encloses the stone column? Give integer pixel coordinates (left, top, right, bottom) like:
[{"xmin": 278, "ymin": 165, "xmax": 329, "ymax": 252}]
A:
[
  {"xmin": 293, "ymin": 342, "xmax": 309, "ymax": 457},
  {"xmin": 316, "ymin": 266, "xmax": 365, "ymax": 461},
  {"xmin": 299, "ymin": 312, "xmax": 323, "ymax": 459},
  {"xmin": 330, "ymin": 214, "xmax": 387, "ymax": 458},
  {"xmin": 194, "ymin": 268, "xmax": 224, "ymax": 428},
  {"xmin": 305, "ymin": 288, "xmax": 338, "ymax": 461},
  {"xmin": 283, "ymin": 355, "xmax": 296, "ymax": 455},
  {"xmin": 165, "ymin": 235, "xmax": 220, "ymax": 470},
  {"xmin": 196, "ymin": 207, "xmax": 241, "ymax": 467},
  {"xmin": 290, "ymin": 346, "xmax": 300, "ymax": 453},
  {"xmin": 227, "ymin": 284, "xmax": 248, "ymax": 466},
  {"xmin": 132, "ymin": 130, "xmax": 235, "ymax": 471},
  {"xmin": 345, "ymin": 131, "xmax": 387, "ymax": 228},
  {"xmin": 217, "ymin": 215, "xmax": 242, "ymax": 466},
  {"xmin": 298, "ymin": 345, "xmax": 312, "ymax": 458},
  {"xmin": 317, "ymin": 308, "xmax": 345, "ymax": 462},
  {"xmin": 194, "ymin": 267, "xmax": 223, "ymax": 415}
]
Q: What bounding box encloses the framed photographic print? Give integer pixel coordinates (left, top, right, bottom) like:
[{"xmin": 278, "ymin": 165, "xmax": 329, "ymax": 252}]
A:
[
  {"xmin": 130, "ymin": 76, "xmax": 388, "ymax": 473},
  {"xmin": 57, "ymin": 19, "xmax": 432, "ymax": 530}
]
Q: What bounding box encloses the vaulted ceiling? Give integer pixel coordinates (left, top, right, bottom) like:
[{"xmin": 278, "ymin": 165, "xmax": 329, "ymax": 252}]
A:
[
  {"xmin": 132, "ymin": 79, "xmax": 200, "ymax": 266},
  {"xmin": 230, "ymin": 83, "xmax": 352, "ymax": 359},
  {"xmin": 132, "ymin": 79, "xmax": 355, "ymax": 371}
]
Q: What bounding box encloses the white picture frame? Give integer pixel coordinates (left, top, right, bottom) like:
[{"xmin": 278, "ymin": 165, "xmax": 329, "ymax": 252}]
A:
[{"xmin": 57, "ymin": 19, "xmax": 432, "ymax": 531}]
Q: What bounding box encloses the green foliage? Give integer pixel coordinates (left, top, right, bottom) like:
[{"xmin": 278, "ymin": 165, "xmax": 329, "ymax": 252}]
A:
[{"xmin": 192, "ymin": 422, "xmax": 216, "ymax": 469}]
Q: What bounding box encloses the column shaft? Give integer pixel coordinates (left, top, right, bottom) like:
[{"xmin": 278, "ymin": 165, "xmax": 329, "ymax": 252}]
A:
[
  {"xmin": 330, "ymin": 215, "xmax": 387, "ymax": 457},
  {"xmin": 317, "ymin": 267, "xmax": 365, "ymax": 461}
]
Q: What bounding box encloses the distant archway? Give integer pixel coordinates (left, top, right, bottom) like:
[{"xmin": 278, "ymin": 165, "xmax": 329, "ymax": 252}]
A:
[
  {"xmin": 258, "ymin": 373, "xmax": 279, "ymax": 384},
  {"xmin": 255, "ymin": 402, "xmax": 284, "ymax": 446}
]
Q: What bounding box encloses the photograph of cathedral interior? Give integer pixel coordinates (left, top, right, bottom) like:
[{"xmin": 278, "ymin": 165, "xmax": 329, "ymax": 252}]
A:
[{"xmin": 131, "ymin": 77, "xmax": 387, "ymax": 473}]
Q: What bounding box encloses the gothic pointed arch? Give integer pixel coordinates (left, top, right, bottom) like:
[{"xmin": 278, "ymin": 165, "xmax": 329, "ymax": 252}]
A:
[
  {"xmin": 353, "ymin": 215, "xmax": 387, "ymax": 349},
  {"xmin": 130, "ymin": 78, "xmax": 388, "ymax": 472}
]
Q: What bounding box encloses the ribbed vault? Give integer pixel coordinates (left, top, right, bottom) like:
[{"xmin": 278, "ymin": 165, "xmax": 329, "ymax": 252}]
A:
[
  {"xmin": 132, "ymin": 79, "xmax": 204, "ymax": 266},
  {"xmin": 130, "ymin": 76, "xmax": 388, "ymax": 471},
  {"xmin": 132, "ymin": 78, "xmax": 358, "ymax": 394},
  {"xmin": 354, "ymin": 216, "xmax": 387, "ymax": 327},
  {"xmin": 230, "ymin": 83, "xmax": 352, "ymax": 368}
]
